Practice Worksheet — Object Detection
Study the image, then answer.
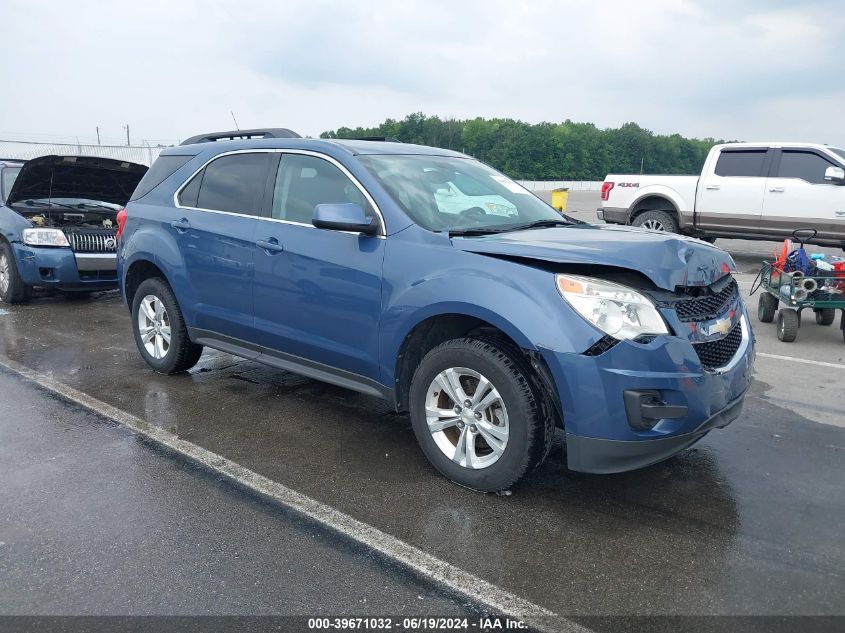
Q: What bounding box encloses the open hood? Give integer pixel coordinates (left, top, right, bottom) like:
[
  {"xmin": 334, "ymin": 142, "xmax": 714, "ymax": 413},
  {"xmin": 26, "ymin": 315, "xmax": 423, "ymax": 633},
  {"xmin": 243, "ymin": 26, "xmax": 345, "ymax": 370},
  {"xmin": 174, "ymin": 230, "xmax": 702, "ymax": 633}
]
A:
[
  {"xmin": 451, "ymin": 224, "xmax": 736, "ymax": 291},
  {"xmin": 5, "ymin": 155, "xmax": 148, "ymax": 207}
]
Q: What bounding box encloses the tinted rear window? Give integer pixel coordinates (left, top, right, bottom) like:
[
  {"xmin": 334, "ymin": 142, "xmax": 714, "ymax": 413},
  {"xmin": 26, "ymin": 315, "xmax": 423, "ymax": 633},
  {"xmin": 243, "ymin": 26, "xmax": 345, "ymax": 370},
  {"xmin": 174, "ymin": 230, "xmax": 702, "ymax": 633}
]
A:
[
  {"xmin": 714, "ymin": 151, "xmax": 766, "ymax": 177},
  {"xmin": 130, "ymin": 155, "xmax": 193, "ymax": 201},
  {"xmin": 195, "ymin": 152, "xmax": 269, "ymax": 215}
]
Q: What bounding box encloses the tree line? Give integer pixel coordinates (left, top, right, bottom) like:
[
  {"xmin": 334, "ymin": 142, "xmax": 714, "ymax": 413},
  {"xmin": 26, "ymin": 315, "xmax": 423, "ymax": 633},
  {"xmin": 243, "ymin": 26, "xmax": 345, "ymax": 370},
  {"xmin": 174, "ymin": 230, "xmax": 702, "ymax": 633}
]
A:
[{"xmin": 321, "ymin": 113, "xmax": 725, "ymax": 181}]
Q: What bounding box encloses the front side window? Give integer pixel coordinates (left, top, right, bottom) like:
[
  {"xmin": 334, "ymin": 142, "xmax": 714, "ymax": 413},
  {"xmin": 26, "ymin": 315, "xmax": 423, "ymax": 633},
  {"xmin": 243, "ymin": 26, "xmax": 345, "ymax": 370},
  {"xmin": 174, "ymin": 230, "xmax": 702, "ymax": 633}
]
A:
[
  {"xmin": 777, "ymin": 151, "xmax": 835, "ymax": 184},
  {"xmin": 272, "ymin": 154, "xmax": 370, "ymax": 224},
  {"xmin": 358, "ymin": 154, "xmax": 565, "ymax": 232},
  {"xmin": 714, "ymin": 150, "xmax": 767, "ymax": 177},
  {"xmin": 187, "ymin": 152, "xmax": 269, "ymax": 215}
]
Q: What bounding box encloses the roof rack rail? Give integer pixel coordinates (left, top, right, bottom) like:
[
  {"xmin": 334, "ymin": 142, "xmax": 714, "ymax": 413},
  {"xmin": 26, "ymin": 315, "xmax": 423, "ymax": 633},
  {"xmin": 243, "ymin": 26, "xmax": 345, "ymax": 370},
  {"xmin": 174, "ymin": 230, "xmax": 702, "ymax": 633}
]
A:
[
  {"xmin": 180, "ymin": 128, "xmax": 301, "ymax": 146},
  {"xmin": 345, "ymin": 136, "xmax": 402, "ymax": 143}
]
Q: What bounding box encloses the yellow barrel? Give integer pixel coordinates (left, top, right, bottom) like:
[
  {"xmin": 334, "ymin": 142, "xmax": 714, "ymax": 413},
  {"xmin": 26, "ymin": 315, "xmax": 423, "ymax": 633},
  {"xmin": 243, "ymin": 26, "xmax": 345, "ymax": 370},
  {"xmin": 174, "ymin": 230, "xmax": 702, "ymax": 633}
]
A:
[{"xmin": 551, "ymin": 188, "xmax": 569, "ymax": 213}]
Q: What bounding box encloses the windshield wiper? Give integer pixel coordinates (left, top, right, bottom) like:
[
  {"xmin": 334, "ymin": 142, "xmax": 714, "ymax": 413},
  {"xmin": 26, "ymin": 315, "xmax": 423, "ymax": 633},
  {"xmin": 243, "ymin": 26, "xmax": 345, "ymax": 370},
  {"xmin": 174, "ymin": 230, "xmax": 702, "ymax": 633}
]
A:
[
  {"xmin": 449, "ymin": 218, "xmax": 574, "ymax": 237},
  {"xmin": 22, "ymin": 199, "xmax": 77, "ymax": 210},
  {"xmin": 74, "ymin": 202, "xmax": 118, "ymax": 211}
]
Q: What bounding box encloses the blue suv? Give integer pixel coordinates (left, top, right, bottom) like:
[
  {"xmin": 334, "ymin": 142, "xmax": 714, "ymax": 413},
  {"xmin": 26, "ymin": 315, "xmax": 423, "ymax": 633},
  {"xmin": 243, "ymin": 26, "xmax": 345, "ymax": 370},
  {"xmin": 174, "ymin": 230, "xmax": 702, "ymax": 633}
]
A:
[{"xmin": 119, "ymin": 129, "xmax": 754, "ymax": 491}]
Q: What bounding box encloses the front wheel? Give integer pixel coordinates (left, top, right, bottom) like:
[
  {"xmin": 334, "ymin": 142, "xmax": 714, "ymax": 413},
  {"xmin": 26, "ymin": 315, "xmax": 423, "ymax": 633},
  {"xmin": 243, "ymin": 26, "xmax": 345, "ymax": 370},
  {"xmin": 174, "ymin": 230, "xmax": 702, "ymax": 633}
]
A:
[
  {"xmin": 631, "ymin": 210, "xmax": 679, "ymax": 233},
  {"xmin": 131, "ymin": 277, "xmax": 203, "ymax": 374},
  {"xmin": 777, "ymin": 309, "xmax": 800, "ymax": 342},
  {"xmin": 408, "ymin": 338, "xmax": 554, "ymax": 492},
  {"xmin": 0, "ymin": 241, "xmax": 32, "ymax": 304}
]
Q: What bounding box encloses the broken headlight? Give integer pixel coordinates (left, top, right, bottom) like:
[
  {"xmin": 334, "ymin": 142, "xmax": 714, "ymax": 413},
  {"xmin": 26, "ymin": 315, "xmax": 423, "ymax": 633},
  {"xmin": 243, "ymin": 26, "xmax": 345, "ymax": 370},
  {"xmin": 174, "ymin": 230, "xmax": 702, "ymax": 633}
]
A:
[{"xmin": 556, "ymin": 274, "xmax": 668, "ymax": 341}]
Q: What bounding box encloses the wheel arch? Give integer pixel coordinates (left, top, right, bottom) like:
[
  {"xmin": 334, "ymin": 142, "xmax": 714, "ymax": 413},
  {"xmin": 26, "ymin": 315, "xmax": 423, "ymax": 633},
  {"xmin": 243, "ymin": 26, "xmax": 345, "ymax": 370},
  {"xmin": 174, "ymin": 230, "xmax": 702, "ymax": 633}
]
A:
[
  {"xmin": 392, "ymin": 311, "xmax": 562, "ymax": 426},
  {"xmin": 629, "ymin": 194, "xmax": 680, "ymax": 224},
  {"xmin": 124, "ymin": 258, "xmax": 173, "ymax": 311}
]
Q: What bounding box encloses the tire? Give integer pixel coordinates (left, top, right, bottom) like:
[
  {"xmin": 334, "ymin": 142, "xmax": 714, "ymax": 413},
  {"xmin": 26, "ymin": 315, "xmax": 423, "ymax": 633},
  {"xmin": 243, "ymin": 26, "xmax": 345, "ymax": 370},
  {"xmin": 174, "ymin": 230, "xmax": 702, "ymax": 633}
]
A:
[
  {"xmin": 777, "ymin": 309, "xmax": 800, "ymax": 343},
  {"xmin": 131, "ymin": 277, "xmax": 203, "ymax": 374},
  {"xmin": 631, "ymin": 210, "xmax": 679, "ymax": 233},
  {"xmin": 757, "ymin": 293, "xmax": 778, "ymax": 323},
  {"xmin": 408, "ymin": 338, "xmax": 554, "ymax": 492},
  {"xmin": 0, "ymin": 241, "xmax": 32, "ymax": 304},
  {"xmin": 815, "ymin": 308, "xmax": 835, "ymax": 326}
]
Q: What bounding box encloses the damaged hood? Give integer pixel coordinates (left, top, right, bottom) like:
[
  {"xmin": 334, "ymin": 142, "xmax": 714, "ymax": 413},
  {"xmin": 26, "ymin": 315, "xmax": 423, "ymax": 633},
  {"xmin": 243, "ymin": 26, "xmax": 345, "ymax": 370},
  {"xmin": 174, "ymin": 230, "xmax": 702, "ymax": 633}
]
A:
[
  {"xmin": 451, "ymin": 224, "xmax": 736, "ymax": 290},
  {"xmin": 5, "ymin": 155, "xmax": 147, "ymax": 207}
]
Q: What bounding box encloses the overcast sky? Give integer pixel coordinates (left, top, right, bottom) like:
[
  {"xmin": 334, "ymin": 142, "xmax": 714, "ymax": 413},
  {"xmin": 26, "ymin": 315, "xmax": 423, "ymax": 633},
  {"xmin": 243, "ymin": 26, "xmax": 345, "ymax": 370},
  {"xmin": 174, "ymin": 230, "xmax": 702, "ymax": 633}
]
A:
[{"xmin": 1, "ymin": 0, "xmax": 843, "ymax": 147}]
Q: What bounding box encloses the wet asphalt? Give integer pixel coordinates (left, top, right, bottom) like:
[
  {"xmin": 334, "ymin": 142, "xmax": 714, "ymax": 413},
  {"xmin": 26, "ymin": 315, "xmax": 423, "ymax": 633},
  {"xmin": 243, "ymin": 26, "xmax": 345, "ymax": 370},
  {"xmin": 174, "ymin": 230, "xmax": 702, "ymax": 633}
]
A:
[
  {"xmin": 0, "ymin": 282, "xmax": 843, "ymax": 622},
  {"xmin": 0, "ymin": 367, "xmax": 486, "ymax": 617}
]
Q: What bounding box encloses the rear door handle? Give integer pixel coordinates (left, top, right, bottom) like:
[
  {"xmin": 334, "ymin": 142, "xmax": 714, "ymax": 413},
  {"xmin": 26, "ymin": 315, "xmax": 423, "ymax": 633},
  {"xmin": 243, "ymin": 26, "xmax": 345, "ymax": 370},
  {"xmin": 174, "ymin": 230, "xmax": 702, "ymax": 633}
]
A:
[
  {"xmin": 256, "ymin": 238, "xmax": 285, "ymax": 254},
  {"xmin": 170, "ymin": 218, "xmax": 191, "ymax": 232},
  {"xmin": 705, "ymin": 185, "xmax": 720, "ymax": 190},
  {"xmin": 769, "ymin": 187, "xmax": 785, "ymax": 193}
]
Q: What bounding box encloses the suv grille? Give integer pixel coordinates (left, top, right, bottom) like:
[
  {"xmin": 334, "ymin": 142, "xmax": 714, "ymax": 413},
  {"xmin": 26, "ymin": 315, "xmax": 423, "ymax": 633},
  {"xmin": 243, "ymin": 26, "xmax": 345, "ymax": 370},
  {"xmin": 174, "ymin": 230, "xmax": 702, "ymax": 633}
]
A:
[
  {"xmin": 64, "ymin": 229, "xmax": 118, "ymax": 253},
  {"xmin": 674, "ymin": 278, "xmax": 738, "ymax": 322},
  {"xmin": 692, "ymin": 321, "xmax": 743, "ymax": 370}
]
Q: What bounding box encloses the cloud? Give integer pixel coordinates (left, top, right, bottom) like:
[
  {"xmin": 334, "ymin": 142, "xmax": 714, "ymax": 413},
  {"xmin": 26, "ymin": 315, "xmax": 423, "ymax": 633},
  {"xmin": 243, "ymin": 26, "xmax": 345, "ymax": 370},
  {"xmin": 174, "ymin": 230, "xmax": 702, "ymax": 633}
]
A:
[{"xmin": 0, "ymin": 0, "xmax": 842, "ymax": 148}]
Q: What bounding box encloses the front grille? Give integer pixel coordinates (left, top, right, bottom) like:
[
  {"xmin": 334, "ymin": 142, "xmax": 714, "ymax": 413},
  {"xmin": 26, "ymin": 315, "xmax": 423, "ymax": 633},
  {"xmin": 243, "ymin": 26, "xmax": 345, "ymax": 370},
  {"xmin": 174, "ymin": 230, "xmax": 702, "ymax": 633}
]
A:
[
  {"xmin": 64, "ymin": 229, "xmax": 118, "ymax": 253},
  {"xmin": 674, "ymin": 277, "xmax": 738, "ymax": 322},
  {"xmin": 692, "ymin": 321, "xmax": 743, "ymax": 370}
]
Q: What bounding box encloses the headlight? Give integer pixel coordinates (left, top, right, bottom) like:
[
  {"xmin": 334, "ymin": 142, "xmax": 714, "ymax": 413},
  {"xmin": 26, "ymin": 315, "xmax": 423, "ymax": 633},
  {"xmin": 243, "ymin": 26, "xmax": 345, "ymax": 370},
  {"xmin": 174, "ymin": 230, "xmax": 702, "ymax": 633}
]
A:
[
  {"xmin": 556, "ymin": 274, "xmax": 668, "ymax": 341},
  {"xmin": 21, "ymin": 228, "xmax": 70, "ymax": 247}
]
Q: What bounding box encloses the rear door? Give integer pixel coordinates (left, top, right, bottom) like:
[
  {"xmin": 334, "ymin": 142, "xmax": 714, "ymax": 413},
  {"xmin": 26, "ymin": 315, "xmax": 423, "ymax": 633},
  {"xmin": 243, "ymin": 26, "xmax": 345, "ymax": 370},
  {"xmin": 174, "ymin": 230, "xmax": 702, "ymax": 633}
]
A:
[
  {"xmin": 762, "ymin": 148, "xmax": 845, "ymax": 242},
  {"xmin": 252, "ymin": 151, "xmax": 386, "ymax": 387},
  {"xmin": 695, "ymin": 148, "xmax": 771, "ymax": 233},
  {"xmin": 170, "ymin": 151, "xmax": 273, "ymax": 344}
]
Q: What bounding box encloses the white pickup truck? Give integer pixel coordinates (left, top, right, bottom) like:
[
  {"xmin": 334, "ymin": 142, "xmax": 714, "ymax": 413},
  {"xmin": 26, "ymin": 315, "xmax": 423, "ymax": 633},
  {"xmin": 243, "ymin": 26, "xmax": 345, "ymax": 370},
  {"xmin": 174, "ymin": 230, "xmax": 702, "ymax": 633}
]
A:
[{"xmin": 598, "ymin": 142, "xmax": 845, "ymax": 248}]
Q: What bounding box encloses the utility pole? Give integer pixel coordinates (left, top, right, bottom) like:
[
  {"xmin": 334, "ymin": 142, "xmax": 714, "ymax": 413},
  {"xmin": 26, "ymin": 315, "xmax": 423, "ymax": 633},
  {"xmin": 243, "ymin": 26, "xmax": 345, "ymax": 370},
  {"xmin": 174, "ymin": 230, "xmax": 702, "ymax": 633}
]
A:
[
  {"xmin": 96, "ymin": 126, "xmax": 100, "ymax": 145},
  {"xmin": 124, "ymin": 124, "xmax": 130, "ymax": 146},
  {"xmin": 640, "ymin": 157, "xmax": 644, "ymax": 174}
]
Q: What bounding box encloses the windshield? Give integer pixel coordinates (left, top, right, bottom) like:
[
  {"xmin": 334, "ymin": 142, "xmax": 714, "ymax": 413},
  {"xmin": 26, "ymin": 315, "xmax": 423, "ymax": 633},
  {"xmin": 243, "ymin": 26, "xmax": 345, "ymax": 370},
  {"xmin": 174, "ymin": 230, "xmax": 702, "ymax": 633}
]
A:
[
  {"xmin": 829, "ymin": 147, "xmax": 845, "ymax": 162},
  {"xmin": 1, "ymin": 167, "xmax": 21, "ymax": 203},
  {"xmin": 358, "ymin": 155, "xmax": 568, "ymax": 232}
]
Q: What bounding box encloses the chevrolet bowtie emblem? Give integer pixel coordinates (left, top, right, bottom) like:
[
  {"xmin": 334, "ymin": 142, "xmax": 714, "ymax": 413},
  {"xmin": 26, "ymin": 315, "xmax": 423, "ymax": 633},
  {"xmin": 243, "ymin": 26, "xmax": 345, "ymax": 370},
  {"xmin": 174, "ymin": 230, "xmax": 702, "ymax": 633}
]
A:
[{"xmin": 706, "ymin": 318, "xmax": 732, "ymax": 336}]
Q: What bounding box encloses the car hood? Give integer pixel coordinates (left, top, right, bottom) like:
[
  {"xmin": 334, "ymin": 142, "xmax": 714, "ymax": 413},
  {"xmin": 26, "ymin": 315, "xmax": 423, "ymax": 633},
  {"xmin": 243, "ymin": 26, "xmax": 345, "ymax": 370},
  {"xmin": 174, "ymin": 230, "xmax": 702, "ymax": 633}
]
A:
[
  {"xmin": 451, "ymin": 224, "xmax": 736, "ymax": 290},
  {"xmin": 5, "ymin": 155, "xmax": 148, "ymax": 207}
]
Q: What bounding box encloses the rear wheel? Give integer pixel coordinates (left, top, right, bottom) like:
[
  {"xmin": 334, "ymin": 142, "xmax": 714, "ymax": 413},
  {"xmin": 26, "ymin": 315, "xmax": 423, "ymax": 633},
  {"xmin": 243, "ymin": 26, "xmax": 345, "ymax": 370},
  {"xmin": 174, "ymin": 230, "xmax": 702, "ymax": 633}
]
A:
[
  {"xmin": 0, "ymin": 241, "xmax": 32, "ymax": 304},
  {"xmin": 131, "ymin": 277, "xmax": 203, "ymax": 374},
  {"xmin": 815, "ymin": 308, "xmax": 835, "ymax": 326},
  {"xmin": 777, "ymin": 309, "xmax": 800, "ymax": 342},
  {"xmin": 631, "ymin": 210, "xmax": 679, "ymax": 233},
  {"xmin": 758, "ymin": 293, "xmax": 778, "ymax": 323},
  {"xmin": 408, "ymin": 338, "xmax": 554, "ymax": 492}
]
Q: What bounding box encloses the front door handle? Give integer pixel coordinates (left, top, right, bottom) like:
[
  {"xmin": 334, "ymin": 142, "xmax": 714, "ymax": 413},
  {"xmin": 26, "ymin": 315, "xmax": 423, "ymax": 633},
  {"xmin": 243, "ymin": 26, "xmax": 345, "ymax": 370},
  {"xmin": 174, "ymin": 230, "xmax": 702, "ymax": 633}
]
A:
[
  {"xmin": 769, "ymin": 187, "xmax": 785, "ymax": 193},
  {"xmin": 170, "ymin": 218, "xmax": 191, "ymax": 233},
  {"xmin": 256, "ymin": 238, "xmax": 285, "ymax": 254},
  {"xmin": 705, "ymin": 185, "xmax": 720, "ymax": 190}
]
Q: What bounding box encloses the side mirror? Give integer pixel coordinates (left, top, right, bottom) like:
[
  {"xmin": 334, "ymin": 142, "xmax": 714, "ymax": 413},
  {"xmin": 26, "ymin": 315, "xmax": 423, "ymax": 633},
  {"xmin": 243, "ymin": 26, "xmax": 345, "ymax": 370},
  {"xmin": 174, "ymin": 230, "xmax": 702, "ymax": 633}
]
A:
[
  {"xmin": 312, "ymin": 203, "xmax": 379, "ymax": 235},
  {"xmin": 824, "ymin": 165, "xmax": 845, "ymax": 183}
]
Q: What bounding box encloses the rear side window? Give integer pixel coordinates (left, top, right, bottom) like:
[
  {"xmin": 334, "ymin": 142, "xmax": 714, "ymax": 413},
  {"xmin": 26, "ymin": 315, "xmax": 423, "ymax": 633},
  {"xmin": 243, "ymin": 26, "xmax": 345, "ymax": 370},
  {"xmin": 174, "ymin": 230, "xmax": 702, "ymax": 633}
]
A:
[
  {"xmin": 130, "ymin": 155, "xmax": 193, "ymax": 201},
  {"xmin": 714, "ymin": 151, "xmax": 766, "ymax": 177},
  {"xmin": 192, "ymin": 152, "xmax": 269, "ymax": 215},
  {"xmin": 776, "ymin": 151, "xmax": 834, "ymax": 184}
]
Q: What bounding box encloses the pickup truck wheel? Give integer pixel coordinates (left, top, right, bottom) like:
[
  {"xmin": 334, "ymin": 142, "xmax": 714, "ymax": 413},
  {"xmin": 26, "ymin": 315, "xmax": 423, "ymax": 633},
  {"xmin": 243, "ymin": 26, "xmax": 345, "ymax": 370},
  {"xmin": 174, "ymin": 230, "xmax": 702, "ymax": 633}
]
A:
[
  {"xmin": 814, "ymin": 308, "xmax": 835, "ymax": 326},
  {"xmin": 777, "ymin": 309, "xmax": 800, "ymax": 342},
  {"xmin": 758, "ymin": 293, "xmax": 778, "ymax": 323},
  {"xmin": 632, "ymin": 210, "xmax": 679, "ymax": 233},
  {"xmin": 0, "ymin": 242, "xmax": 32, "ymax": 304},
  {"xmin": 408, "ymin": 338, "xmax": 553, "ymax": 492},
  {"xmin": 131, "ymin": 278, "xmax": 203, "ymax": 374}
]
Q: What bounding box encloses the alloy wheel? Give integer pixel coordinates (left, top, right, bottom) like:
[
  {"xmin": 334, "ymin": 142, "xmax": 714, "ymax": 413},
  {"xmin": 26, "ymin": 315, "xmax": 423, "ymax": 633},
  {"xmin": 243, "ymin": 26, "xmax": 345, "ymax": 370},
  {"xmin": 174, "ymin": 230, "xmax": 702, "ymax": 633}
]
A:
[
  {"xmin": 425, "ymin": 367, "xmax": 509, "ymax": 469},
  {"xmin": 641, "ymin": 219, "xmax": 665, "ymax": 231},
  {"xmin": 0, "ymin": 253, "xmax": 9, "ymax": 294},
  {"xmin": 137, "ymin": 294, "xmax": 171, "ymax": 359}
]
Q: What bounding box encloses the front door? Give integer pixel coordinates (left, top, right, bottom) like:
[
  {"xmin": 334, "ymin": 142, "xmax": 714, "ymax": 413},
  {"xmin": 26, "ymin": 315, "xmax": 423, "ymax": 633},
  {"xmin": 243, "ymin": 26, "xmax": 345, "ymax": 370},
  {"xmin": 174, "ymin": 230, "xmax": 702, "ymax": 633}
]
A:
[
  {"xmin": 252, "ymin": 152, "xmax": 385, "ymax": 387},
  {"xmin": 762, "ymin": 149, "xmax": 845, "ymax": 242}
]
